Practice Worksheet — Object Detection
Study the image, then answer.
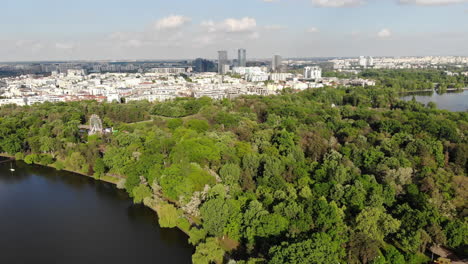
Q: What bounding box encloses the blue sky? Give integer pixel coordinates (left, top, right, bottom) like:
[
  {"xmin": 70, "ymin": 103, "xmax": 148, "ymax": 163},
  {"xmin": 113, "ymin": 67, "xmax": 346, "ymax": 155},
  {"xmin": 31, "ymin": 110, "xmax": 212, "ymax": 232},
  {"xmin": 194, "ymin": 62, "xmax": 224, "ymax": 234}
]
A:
[{"xmin": 1, "ymin": 0, "xmax": 467, "ymax": 61}]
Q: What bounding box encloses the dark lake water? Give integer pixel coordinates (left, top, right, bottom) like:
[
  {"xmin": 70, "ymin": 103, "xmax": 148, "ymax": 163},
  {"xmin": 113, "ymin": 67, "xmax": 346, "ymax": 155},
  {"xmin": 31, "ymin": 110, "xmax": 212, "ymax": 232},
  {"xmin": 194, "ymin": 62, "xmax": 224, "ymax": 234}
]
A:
[
  {"xmin": 400, "ymin": 90, "xmax": 468, "ymax": 112},
  {"xmin": 0, "ymin": 159, "xmax": 193, "ymax": 264}
]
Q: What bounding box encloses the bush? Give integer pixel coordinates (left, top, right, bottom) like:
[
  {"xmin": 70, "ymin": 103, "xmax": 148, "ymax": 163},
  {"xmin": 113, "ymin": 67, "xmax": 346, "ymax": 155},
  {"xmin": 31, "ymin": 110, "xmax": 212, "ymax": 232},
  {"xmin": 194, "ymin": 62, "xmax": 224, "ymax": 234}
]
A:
[
  {"xmin": 53, "ymin": 160, "xmax": 65, "ymax": 170},
  {"xmin": 177, "ymin": 217, "xmax": 191, "ymax": 234},
  {"xmin": 189, "ymin": 228, "xmax": 207, "ymax": 245},
  {"xmin": 167, "ymin": 118, "xmax": 183, "ymax": 130},
  {"xmin": 186, "ymin": 119, "xmax": 210, "ymax": 133},
  {"xmin": 93, "ymin": 158, "xmax": 106, "ymax": 178},
  {"xmin": 14, "ymin": 152, "xmax": 24, "ymax": 160},
  {"xmin": 132, "ymin": 184, "xmax": 152, "ymax": 204},
  {"xmin": 157, "ymin": 203, "xmax": 179, "ymax": 228},
  {"xmin": 24, "ymin": 154, "xmax": 39, "ymax": 164},
  {"xmin": 116, "ymin": 179, "xmax": 126, "ymax": 189},
  {"xmin": 39, "ymin": 154, "xmax": 54, "ymax": 165},
  {"xmin": 125, "ymin": 173, "xmax": 140, "ymax": 195}
]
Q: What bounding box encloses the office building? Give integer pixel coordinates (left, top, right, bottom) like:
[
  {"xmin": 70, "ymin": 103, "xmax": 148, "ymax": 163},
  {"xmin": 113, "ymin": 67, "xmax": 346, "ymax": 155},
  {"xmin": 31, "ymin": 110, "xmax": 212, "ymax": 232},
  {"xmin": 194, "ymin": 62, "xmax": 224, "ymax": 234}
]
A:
[
  {"xmin": 193, "ymin": 58, "xmax": 216, "ymax": 72},
  {"xmin": 272, "ymin": 55, "xmax": 282, "ymax": 72},
  {"xmin": 218, "ymin": 50, "xmax": 228, "ymax": 74},
  {"xmin": 238, "ymin": 49, "xmax": 247, "ymax": 67}
]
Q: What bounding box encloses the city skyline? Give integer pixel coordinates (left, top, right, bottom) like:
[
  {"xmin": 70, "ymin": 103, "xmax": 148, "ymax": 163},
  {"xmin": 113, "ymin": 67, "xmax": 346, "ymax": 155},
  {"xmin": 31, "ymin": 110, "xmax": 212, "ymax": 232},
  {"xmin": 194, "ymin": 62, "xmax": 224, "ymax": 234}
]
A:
[{"xmin": 1, "ymin": 0, "xmax": 467, "ymax": 61}]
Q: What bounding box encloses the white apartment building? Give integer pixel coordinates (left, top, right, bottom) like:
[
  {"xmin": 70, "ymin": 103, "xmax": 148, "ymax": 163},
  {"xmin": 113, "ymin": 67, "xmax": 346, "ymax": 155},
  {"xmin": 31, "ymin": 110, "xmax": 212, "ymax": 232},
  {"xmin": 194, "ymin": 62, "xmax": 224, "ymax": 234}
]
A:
[
  {"xmin": 151, "ymin": 68, "xmax": 187, "ymax": 74},
  {"xmin": 270, "ymin": 73, "xmax": 291, "ymax": 81},
  {"xmin": 67, "ymin": 69, "xmax": 87, "ymax": 77},
  {"xmin": 304, "ymin": 66, "xmax": 322, "ymax": 79},
  {"xmin": 0, "ymin": 98, "xmax": 27, "ymax": 106},
  {"xmin": 232, "ymin": 67, "xmax": 267, "ymax": 75},
  {"xmin": 359, "ymin": 56, "xmax": 367, "ymax": 67},
  {"xmin": 246, "ymin": 73, "xmax": 269, "ymax": 82},
  {"xmin": 26, "ymin": 96, "xmax": 65, "ymax": 105}
]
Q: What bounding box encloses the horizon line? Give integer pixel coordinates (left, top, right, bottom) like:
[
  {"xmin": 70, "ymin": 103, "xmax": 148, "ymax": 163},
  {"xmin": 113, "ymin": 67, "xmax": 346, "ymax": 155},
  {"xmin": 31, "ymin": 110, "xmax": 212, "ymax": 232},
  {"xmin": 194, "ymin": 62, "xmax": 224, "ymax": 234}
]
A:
[{"xmin": 2, "ymin": 54, "xmax": 468, "ymax": 64}]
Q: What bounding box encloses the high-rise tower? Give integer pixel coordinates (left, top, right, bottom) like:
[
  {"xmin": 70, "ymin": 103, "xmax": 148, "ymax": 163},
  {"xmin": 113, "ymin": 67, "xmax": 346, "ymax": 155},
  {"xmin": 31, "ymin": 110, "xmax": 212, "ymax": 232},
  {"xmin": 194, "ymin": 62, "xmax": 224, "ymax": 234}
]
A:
[
  {"xmin": 272, "ymin": 55, "xmax": 282, "ymax": 72},
  {"xmin": 218, "ymin": 50, "xmax": 228, "ymax": 74},
  {"xmin": 238, "ymin": 49, "xmax": 246, "ymax": 67}
]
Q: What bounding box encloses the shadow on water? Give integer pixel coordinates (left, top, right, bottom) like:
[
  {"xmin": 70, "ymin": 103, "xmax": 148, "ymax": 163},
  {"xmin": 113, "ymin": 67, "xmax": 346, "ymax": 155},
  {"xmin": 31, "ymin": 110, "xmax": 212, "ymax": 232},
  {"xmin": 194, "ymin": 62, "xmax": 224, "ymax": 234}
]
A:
[
  {"xmin": 127, "ymin": 203, "xmax": 191, "ymax": 245},
  {"xmin": 0, "ymin": 160, "xmax": 194, "ymax": 263},
  {"xmin": 400, "ymin": 90, "xmax": 468, "ymax": 112},
  {"xmin": 402, "ymin": 90, "xmax": 434, "ymax": 96}
]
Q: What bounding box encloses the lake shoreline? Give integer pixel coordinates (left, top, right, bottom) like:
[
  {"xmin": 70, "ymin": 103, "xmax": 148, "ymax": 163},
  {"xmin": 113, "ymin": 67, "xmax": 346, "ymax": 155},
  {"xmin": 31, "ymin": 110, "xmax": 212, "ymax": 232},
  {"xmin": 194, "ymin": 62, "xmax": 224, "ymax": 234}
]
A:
[
  {"xmin": 399, "ymin": 87, "xmax": 468, "ymax": 94},
  {"xmin": 0, "ymin": 153, "xmax": 192, "ymax": 238},
  {"xmin": 400, "ymin": 89, "xmax": 468, "ymax": 112}
]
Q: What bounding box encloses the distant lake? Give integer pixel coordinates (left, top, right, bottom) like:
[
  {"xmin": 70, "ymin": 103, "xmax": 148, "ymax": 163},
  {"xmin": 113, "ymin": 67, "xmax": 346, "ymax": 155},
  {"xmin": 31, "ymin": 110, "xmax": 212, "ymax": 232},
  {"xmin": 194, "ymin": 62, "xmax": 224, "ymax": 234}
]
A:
[
  {"xmin": 0, "ymin": 160, "xmax": 193, "ymax": 264},
  {"xmin": 400, "ymin": 90, "xmax": 468, "ymax": 112}
]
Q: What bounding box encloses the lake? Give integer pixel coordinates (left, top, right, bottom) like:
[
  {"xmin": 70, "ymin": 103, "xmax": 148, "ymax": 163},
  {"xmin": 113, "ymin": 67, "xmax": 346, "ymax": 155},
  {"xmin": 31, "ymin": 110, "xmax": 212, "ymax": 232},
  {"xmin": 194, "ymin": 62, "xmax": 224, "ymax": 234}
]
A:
[
  {"xmin": 0, "ymin": 159, "xmax": 193, "ymax": 264},
  {"xmin": 400, "ymin": 90, "xmax": 468, "ymax": 112}
]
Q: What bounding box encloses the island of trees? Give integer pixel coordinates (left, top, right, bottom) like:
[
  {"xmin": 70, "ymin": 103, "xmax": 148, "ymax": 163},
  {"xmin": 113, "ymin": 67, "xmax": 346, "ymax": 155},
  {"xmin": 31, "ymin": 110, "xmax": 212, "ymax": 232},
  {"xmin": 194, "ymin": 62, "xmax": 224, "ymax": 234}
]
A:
[
  {"xmin": 0, "ymin": 83, "xmax": 466, "ymax": 263},
  {"xmin": 324, "ymin": 68, "xmax": 468, "ymax": 93}
]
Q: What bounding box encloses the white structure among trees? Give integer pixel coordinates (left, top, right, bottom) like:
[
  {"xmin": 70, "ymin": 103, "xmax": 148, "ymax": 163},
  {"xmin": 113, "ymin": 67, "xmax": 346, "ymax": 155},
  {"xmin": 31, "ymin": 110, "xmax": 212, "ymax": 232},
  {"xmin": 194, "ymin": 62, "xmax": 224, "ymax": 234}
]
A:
[{"xmin": 89, "ymin": 114, "xmax": 103, "ymax": 135}]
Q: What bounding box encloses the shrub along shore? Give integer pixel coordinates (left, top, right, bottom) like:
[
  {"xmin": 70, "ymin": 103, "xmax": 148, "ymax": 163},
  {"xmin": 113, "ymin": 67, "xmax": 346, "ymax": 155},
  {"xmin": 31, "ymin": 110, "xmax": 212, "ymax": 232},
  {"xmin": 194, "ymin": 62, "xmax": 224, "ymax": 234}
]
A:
[{"xmin": 0, "ymin": 152, "xmax": 193, "ymax": 237}]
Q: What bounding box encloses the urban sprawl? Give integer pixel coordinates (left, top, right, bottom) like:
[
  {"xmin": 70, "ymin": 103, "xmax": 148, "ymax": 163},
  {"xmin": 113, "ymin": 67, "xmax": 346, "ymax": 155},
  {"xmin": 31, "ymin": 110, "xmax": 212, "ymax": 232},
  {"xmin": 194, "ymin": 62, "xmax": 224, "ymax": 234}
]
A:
[{"xmin": 1, "ymin": 52, "xmax": 468, "ymax": 106}]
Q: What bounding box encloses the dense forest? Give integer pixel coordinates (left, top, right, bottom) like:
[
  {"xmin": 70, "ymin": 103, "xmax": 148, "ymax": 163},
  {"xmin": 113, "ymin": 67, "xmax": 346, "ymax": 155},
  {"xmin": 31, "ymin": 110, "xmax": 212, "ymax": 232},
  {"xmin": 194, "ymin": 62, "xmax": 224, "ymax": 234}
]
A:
[
  {"xmin": 323, "ymin": 69, "xmax": 468, "ymax": 92},
  {"xmin": 359, "ymin": 69, "xmax": 467, "ymax": 92},
  {"xmin": 0, "ymin": 86, "xmax": 467, "ymax": 264}
]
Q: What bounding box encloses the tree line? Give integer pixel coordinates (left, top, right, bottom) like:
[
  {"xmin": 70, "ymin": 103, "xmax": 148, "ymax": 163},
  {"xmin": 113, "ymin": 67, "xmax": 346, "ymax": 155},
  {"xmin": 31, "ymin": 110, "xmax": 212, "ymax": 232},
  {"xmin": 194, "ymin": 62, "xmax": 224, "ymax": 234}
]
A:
[{"xmin": 0, "ymin": 84, "xmax": 466, "ymax": 264}]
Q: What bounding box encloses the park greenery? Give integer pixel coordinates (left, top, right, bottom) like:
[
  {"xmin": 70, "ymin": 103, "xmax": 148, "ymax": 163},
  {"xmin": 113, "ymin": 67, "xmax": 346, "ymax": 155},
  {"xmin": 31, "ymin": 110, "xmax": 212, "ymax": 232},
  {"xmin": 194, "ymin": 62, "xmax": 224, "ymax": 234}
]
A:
[
  {"xmin": 0, "ymin": 81, "xmax": 467, "ymax": 263},
  {"xmin": 323, "ymin": 69, "xmax": 468, "ymax": 93},
  {"xmin": 358, "ymin": 69, "xmax": 467, "ymax": 92}
]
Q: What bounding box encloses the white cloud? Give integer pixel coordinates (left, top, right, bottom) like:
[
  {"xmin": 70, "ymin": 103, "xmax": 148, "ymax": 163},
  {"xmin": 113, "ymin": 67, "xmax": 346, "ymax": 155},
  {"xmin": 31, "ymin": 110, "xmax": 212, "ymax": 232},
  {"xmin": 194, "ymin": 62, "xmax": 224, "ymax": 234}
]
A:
[
  {"xmin": 312, "ymin": 0, "xmax": 366, "ymax": 7},
  {"xmin": 154, "ymin": 15, "xmax": 191, "ymax": 30},
  {"xmin": 377, "ymin": 28, "xmax": 392, "ymax": 38},
  {"xmin": 201, "ymin": 17, "xmax": 257, "ymax": 33},
  {"xmin": 398, "ymin": 0, "xmax": 468, "ymax": 5},
  {"xmin": 2, "ymin": 12, "xmax": 468, "ymax": 61},
  {"xmin": 194, "ymin": 17, "xmax": 259, "ymax": 48},
  {"xmin": 223, "ymin": 17, "xmax": 257, "ymax": 33}
]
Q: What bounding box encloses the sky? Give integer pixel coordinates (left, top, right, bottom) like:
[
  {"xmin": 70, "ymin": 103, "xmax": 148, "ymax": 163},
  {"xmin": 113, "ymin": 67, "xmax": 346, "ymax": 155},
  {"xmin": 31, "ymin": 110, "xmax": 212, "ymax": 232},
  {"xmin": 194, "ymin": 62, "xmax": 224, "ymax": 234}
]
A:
[{"xmin": 0, "ymin": 0, "xmax": 467, "ymax": 61}]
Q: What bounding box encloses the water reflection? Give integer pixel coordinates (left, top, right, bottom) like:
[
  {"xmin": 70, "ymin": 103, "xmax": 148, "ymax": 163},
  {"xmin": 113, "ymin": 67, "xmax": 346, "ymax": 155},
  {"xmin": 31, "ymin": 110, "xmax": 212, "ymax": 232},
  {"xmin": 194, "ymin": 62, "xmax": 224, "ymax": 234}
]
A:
[
  {"xmin": 0, "ymin": 161, "xmax": 193, "ymax": 263},
  {"xmin": 400, "ymin": 90, "xmax": 468, "ymax": 112},
  {"xmin": 0, "ymin": 161, "xmax": 32, "ymax": 183}
]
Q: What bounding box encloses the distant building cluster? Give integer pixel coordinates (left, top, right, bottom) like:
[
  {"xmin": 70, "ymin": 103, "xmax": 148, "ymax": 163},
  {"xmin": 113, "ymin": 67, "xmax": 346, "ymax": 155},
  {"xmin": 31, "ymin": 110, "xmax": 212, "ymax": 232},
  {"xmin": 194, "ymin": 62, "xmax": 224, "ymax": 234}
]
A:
[
  {"xmin": 8, "ymin": 51, "xmax": 461, "ymax": 107},
  {"xmin": 358, "ymin": 56, "xmax": 374, "ymax": 68},
  {"xmin": 321, "ymin": 77, "xmax": 376, "ymax": 87},
  {"xmin": 217, "ymin": 49, "xmax": 285, "ymax": 74},
  {"xmin": 331, "ymin": 56, "xmax": 468, "ymax": 70},
  {"xmin": 0, "ymin": 62, "xmax": 329, "ymax": 107}
]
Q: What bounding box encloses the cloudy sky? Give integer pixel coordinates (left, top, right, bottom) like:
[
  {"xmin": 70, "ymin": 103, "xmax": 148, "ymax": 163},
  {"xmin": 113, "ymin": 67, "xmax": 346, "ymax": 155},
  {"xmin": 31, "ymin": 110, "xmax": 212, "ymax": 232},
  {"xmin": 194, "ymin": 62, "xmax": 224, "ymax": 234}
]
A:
[{"xmin": 1, "ymin": 0, "xmax": 467, "ymax": 61}]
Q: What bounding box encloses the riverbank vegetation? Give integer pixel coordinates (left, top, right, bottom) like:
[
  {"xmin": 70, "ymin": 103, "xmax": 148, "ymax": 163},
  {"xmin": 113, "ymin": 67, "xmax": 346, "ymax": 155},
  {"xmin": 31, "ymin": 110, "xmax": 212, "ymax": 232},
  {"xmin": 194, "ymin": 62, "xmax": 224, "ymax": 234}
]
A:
[
  {"xmin": 359, "ymin": 69, "xmax": 468, "ymax": 92},
  {"xmin": 0, "ymin": 85, "xmax": 467, "ymax": 263},
  {"xmin": 324, "ymin": 69, "xmax": 468, "ymax": 93}
]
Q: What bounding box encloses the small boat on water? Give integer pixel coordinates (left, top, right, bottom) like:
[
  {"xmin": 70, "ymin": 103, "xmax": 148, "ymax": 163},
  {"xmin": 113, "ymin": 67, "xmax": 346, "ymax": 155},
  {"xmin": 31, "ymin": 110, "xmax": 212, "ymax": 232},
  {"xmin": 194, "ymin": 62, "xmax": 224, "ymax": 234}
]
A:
[{"xmin": 10, "ymin": 162, "xmax": 15, "ymax": 172}]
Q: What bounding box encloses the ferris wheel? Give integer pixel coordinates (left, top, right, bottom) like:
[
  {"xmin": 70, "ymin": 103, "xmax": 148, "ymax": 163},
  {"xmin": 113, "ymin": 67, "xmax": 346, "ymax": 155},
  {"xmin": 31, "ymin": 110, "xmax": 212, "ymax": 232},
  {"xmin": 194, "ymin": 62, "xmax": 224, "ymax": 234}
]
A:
[{"xmin": 89, "ymin": 114, "xmax": 103, "ymax": 135}]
